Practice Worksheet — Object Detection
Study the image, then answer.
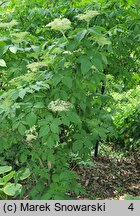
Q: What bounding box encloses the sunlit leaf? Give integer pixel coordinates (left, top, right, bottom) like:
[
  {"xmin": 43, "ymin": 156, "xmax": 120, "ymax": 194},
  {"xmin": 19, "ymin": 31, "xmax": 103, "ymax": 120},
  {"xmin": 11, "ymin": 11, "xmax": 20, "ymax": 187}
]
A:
[
  {"xmin": 0, "ymin": 59, "xmax": 6, "ymax": 67},
  {"xmin": 0, "ymin": 166, "xmax": 12, "ymax": 175},
  {"xmin": 3, "ymin": 171, "xmax": 15, "ymax": 184},
  {"xmin": 3, "ymin": 183, "xmax": 22, "ymax": 196},
  {"xmin": 17, "ymin": 168, "xmax": 31, "ymax": 181},
  {"xmin": 9, "ymin": 46, "xmax": 18, "ymax": 54}
]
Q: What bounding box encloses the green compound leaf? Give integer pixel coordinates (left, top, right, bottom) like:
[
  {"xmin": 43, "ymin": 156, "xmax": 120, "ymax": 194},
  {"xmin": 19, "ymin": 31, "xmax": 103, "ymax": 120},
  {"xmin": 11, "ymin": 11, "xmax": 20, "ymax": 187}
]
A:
[
  {"xmin": 19, "ymin": 154, "xmax": 27, "ymax": 164},
  {"xmin": 50, "ymin": 122, "xmax": 59, "ymax": 134},
  {"xmin": 18, "ymin": 168, "xmax": 31, "ymax": 181},
  {"xmin": 92, "ymin": 57, "xmax": 103, "ymax": 71},
  {"xmin": 62, "ymin": 76, "xmax": 72, "ymax": 89},
  {"xmin": 50, "ymin": 118, "xmax": 61, "ymax": 134},
  {"xmin": 73, "ymin": 140, "xmax": 83, "ymax": 152},
  {"xmin": 18, "ymin": 88, "xmax": 27, "ymax": 99},
  {"xmin": 18, "ymin": 123, "xmax": 26, "ymax": 135},
  {"xmin": 78, "ymin": 55, "xmax": 92, "ymax": 75},
  {"xmin": 39, "ymin": 125, "xmax": 50, "ymax": 137},
  {"xmin": 26, "ymin": 112, "xmax": 37, "ymax": 127},
  {"xmin": 76, "ymin": 29, "xmax": 87, "ymax": 42}
]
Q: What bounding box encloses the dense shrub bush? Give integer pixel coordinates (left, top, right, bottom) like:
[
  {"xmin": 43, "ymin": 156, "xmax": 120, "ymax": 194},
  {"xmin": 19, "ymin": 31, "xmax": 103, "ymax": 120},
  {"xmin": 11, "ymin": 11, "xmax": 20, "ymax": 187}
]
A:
[{"xmin": 112, "ymin": 86, "xmax": 140, "ymax": 153}]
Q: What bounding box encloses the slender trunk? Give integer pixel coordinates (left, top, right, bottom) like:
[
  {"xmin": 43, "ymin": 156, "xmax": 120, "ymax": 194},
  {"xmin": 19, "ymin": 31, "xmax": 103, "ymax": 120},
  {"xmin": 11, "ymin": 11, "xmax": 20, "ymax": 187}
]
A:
[
  {"xmin": 94, "ymin": 141, "xmax": 99, "ymax": 158},
  {"xmin": 94, "ymin": 80, "xmax": 106, "ymax": 158}
]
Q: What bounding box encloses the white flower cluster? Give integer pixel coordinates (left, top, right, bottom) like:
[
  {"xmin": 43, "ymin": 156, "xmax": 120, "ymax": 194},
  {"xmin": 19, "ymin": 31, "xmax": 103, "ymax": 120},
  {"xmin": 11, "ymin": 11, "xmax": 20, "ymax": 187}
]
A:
[
  {"xmin": 27, "ymin": 62, "xmax": 47, "ymax": 72},
  {"xmin": 76, "ymin": 10, "xmax": 99, "ymax": 22},
  {"xmin": 11, "ymin": 31, "xmax": 29, "ymax": 43},
  {"xmin": 0, "ymin": 19, "xmax": 18, "ymax": 28},
  {"xmin": 46, "ymin": 18, "xmax": 71, "ymax": 32},
  {"xmin": 26, "ymin": 126, "xmax": 37, "ymax": 143},
  {"xmin": 48, "ymin": 99, "xmax": 73, "ymax": 112}
]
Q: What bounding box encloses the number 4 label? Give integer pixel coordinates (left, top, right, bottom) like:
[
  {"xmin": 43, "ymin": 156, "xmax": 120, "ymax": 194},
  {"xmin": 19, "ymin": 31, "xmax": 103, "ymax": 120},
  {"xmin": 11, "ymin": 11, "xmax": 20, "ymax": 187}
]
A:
[{"xmin": 128, "ymin": 203, "xmax": 134, "ymax": 211}]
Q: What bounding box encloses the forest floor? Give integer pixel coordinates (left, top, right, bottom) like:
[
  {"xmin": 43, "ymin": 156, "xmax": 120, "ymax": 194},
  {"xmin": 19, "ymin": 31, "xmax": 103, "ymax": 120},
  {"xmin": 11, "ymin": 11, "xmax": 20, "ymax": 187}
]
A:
[{"xmin": 73, "ymin": 156, "xmax": 140, "ymax": 200}]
